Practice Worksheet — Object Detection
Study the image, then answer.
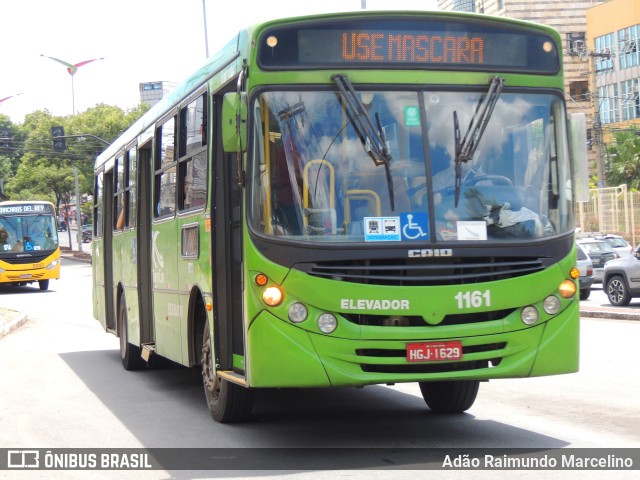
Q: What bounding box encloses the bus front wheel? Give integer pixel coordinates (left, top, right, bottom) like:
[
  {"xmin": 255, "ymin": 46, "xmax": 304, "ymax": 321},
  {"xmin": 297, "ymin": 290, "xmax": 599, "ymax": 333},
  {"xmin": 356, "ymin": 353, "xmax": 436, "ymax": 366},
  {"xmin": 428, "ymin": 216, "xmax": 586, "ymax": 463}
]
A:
[
  {"xmin": 38, "ymin": 280, "xmax": 49, "ymax": 291},
  {"xmin": 418, "ymin": 380, "xmax": 479, "ymax": 413},
  {"xmin": 201, "ymin": 319, "xmax": 252, "ymax": 423}
]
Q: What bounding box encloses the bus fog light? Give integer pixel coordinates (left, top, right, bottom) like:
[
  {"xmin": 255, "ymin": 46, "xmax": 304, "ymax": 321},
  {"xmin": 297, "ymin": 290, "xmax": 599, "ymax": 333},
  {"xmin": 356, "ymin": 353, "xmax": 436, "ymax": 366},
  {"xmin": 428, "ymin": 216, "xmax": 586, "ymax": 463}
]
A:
[
  {"xmin": 521, "ymin": 306, "xmax": 539, "ymax": 325},
  {"xmin": 262, "ymin": 286, "xmax": 283, "ymax": 306},
  {"xmin": 543, "ymin": 295, "xmax": 560, "ymax": 315},
  {"xmin": 288, "ymin": 302, "xmax": 308, "ymax": 323},
  {"xmin": 318, "ymin": 313, "xmax": 337, "ymax": 333}
]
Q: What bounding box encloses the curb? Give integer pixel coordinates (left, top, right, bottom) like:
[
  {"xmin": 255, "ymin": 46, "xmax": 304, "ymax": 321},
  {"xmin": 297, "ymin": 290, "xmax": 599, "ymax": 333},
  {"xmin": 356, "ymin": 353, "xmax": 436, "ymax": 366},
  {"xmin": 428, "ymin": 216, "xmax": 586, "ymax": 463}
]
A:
[
  {"xmin": 579, "ymin": 308, "xmax": 640, "ymax": 321},
  {"xmin": 60, "ymin": 249, "xmax": 92, "ymax": 264},
  {"xmin": 0, "ymin": 310, "xmax": 27, "ymax": 338}
]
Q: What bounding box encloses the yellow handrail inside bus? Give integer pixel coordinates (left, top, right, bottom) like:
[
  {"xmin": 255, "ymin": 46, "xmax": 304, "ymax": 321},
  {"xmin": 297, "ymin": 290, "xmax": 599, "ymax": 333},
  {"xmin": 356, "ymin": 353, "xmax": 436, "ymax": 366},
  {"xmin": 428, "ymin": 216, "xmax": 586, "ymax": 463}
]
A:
[{"xmin": 344, "ymin": 189, "xmax": 381, "ymax": 225}]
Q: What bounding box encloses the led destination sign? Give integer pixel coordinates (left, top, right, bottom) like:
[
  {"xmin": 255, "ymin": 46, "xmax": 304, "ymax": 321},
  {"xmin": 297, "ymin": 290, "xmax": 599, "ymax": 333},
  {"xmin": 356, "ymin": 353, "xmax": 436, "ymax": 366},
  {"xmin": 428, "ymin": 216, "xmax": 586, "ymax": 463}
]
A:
[
  {"xmin": 0, "ymin": 203, "xmax": 53, "ymax": 215},
  {"xmin": 258, "ymin": 18, "xmax": 559, "ymax": 73},
  {"xmin": 339, "ymin": 31, "xmax": 484, "ymax": 64}
]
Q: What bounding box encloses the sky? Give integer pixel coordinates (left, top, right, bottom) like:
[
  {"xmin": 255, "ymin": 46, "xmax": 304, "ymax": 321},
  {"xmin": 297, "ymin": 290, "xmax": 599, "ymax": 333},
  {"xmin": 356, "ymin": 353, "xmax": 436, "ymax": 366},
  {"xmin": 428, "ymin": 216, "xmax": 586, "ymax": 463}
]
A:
[{"xmin": 0, "ymin": 0, "xmax": 438, "ymax": 123}]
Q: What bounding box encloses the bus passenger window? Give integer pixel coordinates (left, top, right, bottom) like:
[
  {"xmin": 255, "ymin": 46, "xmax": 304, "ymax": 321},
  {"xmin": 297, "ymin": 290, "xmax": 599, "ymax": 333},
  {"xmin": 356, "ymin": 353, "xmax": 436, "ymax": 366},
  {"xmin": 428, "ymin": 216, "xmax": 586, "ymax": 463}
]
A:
[{"xmin": 154, "ymin": 116, "xmax": 177, "ymax": 218}]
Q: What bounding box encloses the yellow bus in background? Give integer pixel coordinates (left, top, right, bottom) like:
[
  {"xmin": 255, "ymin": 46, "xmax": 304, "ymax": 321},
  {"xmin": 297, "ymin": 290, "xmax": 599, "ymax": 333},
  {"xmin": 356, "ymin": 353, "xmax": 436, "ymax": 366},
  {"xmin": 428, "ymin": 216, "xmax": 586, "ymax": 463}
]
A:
[{"xmin": 0, "ymin": 201, "xmax": 61, "ymax": 291}]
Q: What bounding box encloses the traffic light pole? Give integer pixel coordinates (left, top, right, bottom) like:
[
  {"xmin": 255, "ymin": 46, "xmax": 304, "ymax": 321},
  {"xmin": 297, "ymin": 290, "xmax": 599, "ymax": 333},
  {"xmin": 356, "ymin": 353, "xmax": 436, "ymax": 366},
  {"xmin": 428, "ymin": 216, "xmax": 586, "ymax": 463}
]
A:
[{"xmin": 51, "ymin": 131, "xmax": 110, "ymax": 252}]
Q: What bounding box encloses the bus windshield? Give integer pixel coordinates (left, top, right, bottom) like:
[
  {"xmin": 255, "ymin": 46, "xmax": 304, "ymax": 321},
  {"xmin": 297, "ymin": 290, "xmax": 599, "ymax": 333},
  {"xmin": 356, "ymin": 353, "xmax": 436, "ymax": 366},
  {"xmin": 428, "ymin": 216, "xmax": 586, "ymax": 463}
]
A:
[
  {"xmin": 0, "ymin": 213, "xmax": 59, "ymax": 253},
  {"xmin": 249, "ymin": 87, "xmax": 573, "ymax": 243}
]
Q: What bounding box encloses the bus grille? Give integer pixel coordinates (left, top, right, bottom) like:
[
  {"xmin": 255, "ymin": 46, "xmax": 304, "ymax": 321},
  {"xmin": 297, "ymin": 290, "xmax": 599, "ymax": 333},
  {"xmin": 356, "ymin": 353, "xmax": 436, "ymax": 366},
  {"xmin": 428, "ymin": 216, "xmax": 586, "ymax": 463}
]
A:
[
  {"xmin": 299, "ymin": 257, "xmax": 545, "ymax": 286},
  {"xmin": 342, "ymin": 309, "xmax": 516, "ymax": 327},
  {"xmin": 0, "ymin": 254, "xmax": 50, "ymax": 264},
  {"xmin": 357, "ymin": 342, "xmax": 506, "ymax": 374}
]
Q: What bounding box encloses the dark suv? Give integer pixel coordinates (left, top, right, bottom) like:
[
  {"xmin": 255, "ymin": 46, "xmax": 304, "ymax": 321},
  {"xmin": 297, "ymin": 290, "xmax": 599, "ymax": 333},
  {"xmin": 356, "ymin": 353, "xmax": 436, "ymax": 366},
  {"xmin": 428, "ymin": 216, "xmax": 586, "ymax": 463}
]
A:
[
  {"xmin": 576, "ymin": 238, "xmax": 617, "ymax": 284},
  {"xmin": 603, "ymin": 245, "xmax": 640, "ymax": 306}
]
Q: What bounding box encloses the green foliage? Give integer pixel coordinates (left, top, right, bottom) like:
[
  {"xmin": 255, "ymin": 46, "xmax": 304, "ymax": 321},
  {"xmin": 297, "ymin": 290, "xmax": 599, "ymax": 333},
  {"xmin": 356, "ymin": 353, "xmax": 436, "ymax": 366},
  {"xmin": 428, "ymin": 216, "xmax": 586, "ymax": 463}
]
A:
[
  {"xmin": 2, "ymin": 103, "xmax": 148, "ymax": 208},
  {"xmin": 604, "ymin": 128, "xmax": 640, "ymax": 190}
]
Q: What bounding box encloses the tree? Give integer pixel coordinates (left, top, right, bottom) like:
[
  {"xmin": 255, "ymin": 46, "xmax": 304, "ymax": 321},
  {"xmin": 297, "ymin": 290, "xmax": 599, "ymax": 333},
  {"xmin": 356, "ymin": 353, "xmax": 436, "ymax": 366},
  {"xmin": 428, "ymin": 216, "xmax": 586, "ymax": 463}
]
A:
[
  {"xmin": 4, "ymin": 103, "xmax": 147, "ymax": 210},
  {"xmin": 604, "ymin": 128, "xmax": 640, "ymax": 190}
]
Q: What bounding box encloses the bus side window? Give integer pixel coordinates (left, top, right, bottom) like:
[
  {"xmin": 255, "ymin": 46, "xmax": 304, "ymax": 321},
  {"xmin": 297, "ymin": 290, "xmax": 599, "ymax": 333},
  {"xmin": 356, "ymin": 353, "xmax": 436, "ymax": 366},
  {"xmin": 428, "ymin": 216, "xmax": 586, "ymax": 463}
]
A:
[
  {"xmin": 178, "ymin": 94, "xmax": 208, "ymax": 212},
  {"xmin": 154, "ymin": 116, "xmax": 177, "ymax": 218},
  {"xmin": 114, "ymin": 155, "xmax": 125, "ymax": 230}
]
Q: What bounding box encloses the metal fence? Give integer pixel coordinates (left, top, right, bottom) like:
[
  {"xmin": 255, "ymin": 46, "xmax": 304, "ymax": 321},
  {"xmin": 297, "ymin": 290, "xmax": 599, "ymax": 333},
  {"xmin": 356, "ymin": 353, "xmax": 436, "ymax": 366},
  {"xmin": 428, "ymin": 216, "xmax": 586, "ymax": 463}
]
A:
[{"xmin": 574, "ymin": 185, "xmax": 640, "ymax": 247}]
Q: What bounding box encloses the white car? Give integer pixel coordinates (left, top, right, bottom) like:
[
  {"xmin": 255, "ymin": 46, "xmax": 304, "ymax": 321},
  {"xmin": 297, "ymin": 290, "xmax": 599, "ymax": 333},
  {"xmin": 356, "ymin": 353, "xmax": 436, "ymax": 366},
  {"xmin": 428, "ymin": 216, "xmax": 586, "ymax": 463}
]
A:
[
  {"xmin": 576, "ymin": 243, "xmax": 593, "ymax": 300},
  {"xmin": 597, "ymin": 234, "xmax": 633, "ymax": 258}
]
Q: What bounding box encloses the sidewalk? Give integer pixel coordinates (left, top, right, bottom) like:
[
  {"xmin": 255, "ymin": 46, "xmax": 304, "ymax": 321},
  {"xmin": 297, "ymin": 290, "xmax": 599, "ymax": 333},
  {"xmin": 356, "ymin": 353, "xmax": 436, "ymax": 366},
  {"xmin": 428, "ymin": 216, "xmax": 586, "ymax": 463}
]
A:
[{"xmin": 0, "ymin": 307, "xmax": 27, "ymax": 337}]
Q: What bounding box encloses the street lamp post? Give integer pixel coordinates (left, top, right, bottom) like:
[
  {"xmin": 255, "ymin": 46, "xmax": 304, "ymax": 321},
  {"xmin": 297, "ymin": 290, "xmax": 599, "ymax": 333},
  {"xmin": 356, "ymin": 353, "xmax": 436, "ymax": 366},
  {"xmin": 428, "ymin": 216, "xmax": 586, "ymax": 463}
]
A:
[
  {"xmin": 202, "ymin": 0, "xmax": 210, "ymax": 58},
  {"xmin": 40, "ymin": 55, "xmax": 105, "ymax": 115},
  {"xmin": 42, "ymin": 55, "xmax": 105, "ymax": 251}
]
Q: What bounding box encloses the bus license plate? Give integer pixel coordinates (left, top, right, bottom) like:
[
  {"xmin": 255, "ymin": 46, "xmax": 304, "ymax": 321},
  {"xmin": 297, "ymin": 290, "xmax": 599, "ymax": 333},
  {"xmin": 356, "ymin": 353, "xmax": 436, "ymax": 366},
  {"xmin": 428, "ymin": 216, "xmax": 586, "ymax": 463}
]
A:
[{"xmin": 406, "ymin": 341, "xmax": 463, "ymax": 362}]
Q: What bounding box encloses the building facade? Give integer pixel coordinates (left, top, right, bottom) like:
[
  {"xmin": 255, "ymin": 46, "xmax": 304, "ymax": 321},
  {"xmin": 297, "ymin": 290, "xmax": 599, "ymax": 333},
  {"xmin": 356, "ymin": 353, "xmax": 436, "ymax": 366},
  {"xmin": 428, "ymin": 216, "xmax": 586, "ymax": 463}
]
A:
[
  {"xmin": 587, "ymin": 0, "xmax": 640, "ymax": 135},
  {"xmin": 139, "ymin": 81, "xmax": 177, "ymax": 109}
]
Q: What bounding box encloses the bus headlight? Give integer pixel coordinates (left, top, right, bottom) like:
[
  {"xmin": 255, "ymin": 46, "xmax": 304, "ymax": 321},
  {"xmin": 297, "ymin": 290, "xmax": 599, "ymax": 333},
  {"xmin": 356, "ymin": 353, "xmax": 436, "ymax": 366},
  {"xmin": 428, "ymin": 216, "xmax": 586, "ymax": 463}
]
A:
[
  {"xmin": 558, "ymin": 280, "xmax": 576, "ymax": 298},
  {"xmin": 262, "ymin": 286, "xmax": 283, "ymax": 306},
  {"xmin": 46, "ymin": 259, "xmax": 59, "ymax": 270},
  {"xmin": 521, "ymin": 306, "xmax": 539, "ymax": 325},
  {"xmin": 288, "ymin": 302, "xmax": 308, "ymax": 323},
  {"xmin": 318, "ymin": 313, "xmax": 337, "ymax": 334},
  {"xmin": 543, "ymin": 295, "xmax": 561, "ymax": 315}
]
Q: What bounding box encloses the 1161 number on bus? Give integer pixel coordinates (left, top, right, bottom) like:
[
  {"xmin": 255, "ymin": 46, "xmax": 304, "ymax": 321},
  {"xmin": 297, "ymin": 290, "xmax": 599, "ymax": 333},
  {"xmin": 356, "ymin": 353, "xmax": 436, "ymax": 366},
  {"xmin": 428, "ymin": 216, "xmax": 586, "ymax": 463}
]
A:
[{"xmin": 455, "ymin": 289, "xmax": 491, "ymax": 309}]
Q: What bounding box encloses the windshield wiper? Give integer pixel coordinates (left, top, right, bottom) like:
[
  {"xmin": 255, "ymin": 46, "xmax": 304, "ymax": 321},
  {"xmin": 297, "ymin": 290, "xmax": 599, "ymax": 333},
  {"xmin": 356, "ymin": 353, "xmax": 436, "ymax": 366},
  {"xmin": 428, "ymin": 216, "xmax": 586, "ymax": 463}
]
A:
[
  {"xmin": 453, "ymin": 76, "xmax": 505, "ymax": 207},
  {"xmin": 332, "ymin": 74, "xmax": 395, "ymax": 211}
]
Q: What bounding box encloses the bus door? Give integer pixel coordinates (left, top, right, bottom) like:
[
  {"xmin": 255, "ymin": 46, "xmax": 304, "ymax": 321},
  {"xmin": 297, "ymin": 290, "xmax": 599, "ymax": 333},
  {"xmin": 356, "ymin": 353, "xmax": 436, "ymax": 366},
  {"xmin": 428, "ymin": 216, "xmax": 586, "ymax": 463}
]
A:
[
  {"xmin": 212, "ymin": 92, "xmax": 245, "ymax": 375},
  {"xmin": 102, "ymin": 170, "xmax": 116, "ymax": 331},
  {"xmin": 137, "ymin": 141, "xmax": 154, "ymax": 345}
]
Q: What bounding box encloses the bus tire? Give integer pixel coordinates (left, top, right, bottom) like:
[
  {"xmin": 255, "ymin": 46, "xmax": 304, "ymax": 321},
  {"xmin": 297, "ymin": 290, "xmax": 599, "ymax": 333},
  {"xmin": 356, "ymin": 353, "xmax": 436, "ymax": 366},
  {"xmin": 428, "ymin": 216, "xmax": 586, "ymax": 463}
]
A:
[
  {"xmin": 201, "ymin": 319, "xmax": 252, "ymax": 423},
  {"xmin": 418, "ymin": 380, "xmax": 479, "ymax": 413},
  {"xmin": 606, "ymin": 275, "xmax": 631, "ymax": 306},
  {"xmin": 38, "ymin": 280, "xmax": 49, "ymax": 291},
  {"xmin": 118, "ymin": 296, "xmax": 145, "ymax": 371}
]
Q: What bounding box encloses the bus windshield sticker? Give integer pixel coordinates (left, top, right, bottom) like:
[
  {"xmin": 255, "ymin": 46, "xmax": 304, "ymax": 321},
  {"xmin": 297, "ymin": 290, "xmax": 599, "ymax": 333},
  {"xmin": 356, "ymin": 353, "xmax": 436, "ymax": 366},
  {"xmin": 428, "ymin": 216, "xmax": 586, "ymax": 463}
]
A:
[
  {"xmin": 364, "ymin": 217, "xmax": 401, "ymax": 242},
  {"xmin": 404, "ymin": 106, "xmax": 421, "ymax": 127},
  {"xmin": 400, "ymin": 212, "xmax": 428, "ymax": 241},
  {"xmin": 456, "ymin": 221, "xmax": 487, "ymax": 241}
]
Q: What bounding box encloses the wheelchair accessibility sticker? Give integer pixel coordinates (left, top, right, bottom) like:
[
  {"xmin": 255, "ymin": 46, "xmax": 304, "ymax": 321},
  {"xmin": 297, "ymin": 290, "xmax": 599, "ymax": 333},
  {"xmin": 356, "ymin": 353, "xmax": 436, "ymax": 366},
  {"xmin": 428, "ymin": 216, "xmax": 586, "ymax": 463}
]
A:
[
  {"xmin": 364, "ymin": 213, "xmax": 429, "ymax": 242},
  {"xmin": 401, "ymin": 212, "xmax": 428, "ymax": 240}
]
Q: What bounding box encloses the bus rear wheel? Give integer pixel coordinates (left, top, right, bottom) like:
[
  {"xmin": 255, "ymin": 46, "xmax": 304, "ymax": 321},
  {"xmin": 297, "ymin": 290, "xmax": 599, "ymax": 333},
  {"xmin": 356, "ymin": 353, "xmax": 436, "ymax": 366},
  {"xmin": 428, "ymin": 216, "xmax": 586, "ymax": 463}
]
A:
[
  {"xmin": 38, "ymin": 280, "xmax": 49, "ymax": 291},
  {"xmin": 418, "ymin": 380, "xmax": 479, "ymax": 413},
  {"xmin": 118, "ymin": 296, "xmax": 145, "ymax": 370},
  {"xmin": 201, "ymin": 319, "xmax": 252, "ymax": 423}
]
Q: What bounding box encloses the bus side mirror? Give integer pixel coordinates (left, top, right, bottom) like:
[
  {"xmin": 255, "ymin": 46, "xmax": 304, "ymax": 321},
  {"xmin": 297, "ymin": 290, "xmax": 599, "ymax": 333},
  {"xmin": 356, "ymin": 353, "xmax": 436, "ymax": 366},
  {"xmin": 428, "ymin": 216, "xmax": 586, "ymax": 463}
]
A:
[
  {"xmin": 569, "ymin": 112, "xmax": 589, "ymax": 203},
  {"xmin": 222, "ymin": 92, "xmax": 247, "ymax": 153}
]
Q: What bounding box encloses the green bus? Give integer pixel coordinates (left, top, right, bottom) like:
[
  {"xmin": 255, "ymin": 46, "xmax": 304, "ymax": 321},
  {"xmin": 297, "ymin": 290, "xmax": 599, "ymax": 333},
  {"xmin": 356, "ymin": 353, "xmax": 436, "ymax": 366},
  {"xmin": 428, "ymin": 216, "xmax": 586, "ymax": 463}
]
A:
[{"xmin": 92, "ymin": 10, "xmax": 587, "ymax": 422}]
